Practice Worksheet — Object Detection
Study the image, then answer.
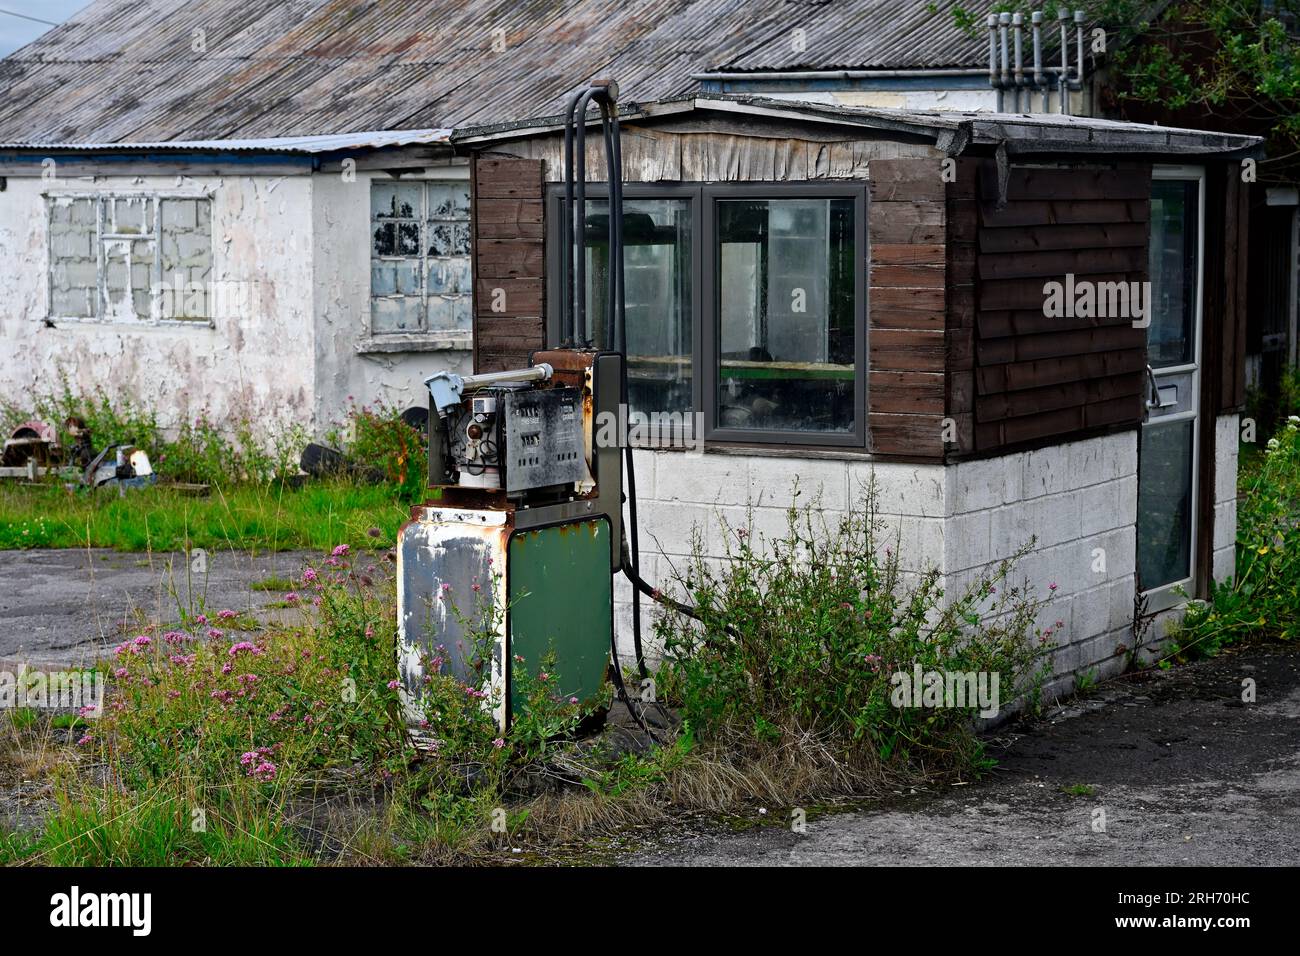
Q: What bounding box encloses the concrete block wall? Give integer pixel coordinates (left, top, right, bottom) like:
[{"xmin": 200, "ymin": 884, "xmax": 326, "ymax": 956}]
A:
[
  {"xmin": 615, "ymin": 430, "xmax": 1145, "ymax": 702},
  {"xmin": 944, "ymin": 431, "xmax": 1140, "ymax": 697},
  {"xmin": 1212, "ymin": 414, "xmax": 1240, "ymax": 585}
]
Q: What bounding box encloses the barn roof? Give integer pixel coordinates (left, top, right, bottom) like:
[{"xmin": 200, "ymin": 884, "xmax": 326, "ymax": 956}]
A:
[{"xmin": 0, "ymin": 0, "xmax": 988, "ymax": 143}]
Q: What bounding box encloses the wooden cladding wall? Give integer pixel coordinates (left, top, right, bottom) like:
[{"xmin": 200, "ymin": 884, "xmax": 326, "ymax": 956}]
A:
[
  {"xmin": 962, "ymin": 162, "xmax": 1152, "ymax": 454},
  {"xmin": 472, "ymin": 155, "xmax": 546, "ymax": 373},
  {"xmin": 868, "ymin": 159, "xmax": 950, "ymax": 459}
]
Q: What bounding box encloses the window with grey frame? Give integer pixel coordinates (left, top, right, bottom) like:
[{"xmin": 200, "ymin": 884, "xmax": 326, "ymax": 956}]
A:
[
  {"xmin": 546, "ymin": 183, "xmax": 865, "ymax": 447},
  {"xmin": 370, "ymin": 179, "xmax": 472, "ymax": 334}
]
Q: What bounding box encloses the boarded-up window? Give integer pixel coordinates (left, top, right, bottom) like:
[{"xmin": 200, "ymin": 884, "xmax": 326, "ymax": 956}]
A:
[
  {"xmin": 370, "ymin": 179, "xmax": 472, "ymax": 334},
  {"xmin": 46, "ymin": 194, "xmax": 213, "ymax": 322}
]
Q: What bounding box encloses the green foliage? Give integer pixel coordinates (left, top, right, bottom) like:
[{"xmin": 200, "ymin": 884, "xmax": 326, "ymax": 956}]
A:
[
  {"xmin": 945, "ymin": 1, "xmax": 1300, "ymax": 167},
  {"xmin": 1172, "ymin": 414, "xmax": 1300, "ymax": 658},
  {"xmin": 324, "ymin": 398, "xmax": 429, "ymax": 503},
  {"xmin": 654, "ymin": 489, "xmax": 1055, "ymax": 771}
]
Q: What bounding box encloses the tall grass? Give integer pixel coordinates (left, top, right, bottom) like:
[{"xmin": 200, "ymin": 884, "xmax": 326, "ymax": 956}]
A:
[{"xmin": 0, "ymin": 481, "xmax": 412, "ymax": 552}]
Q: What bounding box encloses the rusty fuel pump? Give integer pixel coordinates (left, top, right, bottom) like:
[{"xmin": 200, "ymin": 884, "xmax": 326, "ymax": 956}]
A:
[{"xmin": 396, "ymin": 80, "xmax": 661, "ymax": 734}]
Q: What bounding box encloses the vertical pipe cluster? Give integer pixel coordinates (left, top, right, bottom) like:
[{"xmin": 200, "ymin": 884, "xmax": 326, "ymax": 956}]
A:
[
  {"xmin": 560, "ymin": 80, "xmax": 623, "ymax": 349},
  {"xmin": 988, "ymin": 8, "xmax": 1089, "ymax": 114}
]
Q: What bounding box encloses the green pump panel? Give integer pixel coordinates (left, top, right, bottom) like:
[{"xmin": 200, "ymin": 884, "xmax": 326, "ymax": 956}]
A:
[{"xmin": 507, "ymin": 518, "xmax": 612, "ymax": 715}]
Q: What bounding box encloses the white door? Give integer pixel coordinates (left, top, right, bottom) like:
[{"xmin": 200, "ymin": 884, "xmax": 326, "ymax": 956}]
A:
[{"xmin": 1137, "ymin": 168, "xmax": 1205, "ymax": 611}]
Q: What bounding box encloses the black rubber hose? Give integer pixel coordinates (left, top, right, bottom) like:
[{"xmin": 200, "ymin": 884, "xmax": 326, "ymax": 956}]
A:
[
  {"xmin": 561, "ymin": 89, "xmax": 584, "ymax": 347},
  {"xmin": 574, "ymin": 87, "xmax": 599, "ymax": 348}
]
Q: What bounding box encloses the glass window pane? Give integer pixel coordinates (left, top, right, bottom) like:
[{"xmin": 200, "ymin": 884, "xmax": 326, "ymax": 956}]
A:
[
  {"xmin": 427, "ymin": 258, "xmax": 469, "ymax": 294},
  {"xmin": 426, "ymin": 182, "xmax": 470, "ymax": 219},
  {"xmin": 371, "ymin": 295, "xmax": 423, "ymax": 333},
  {"xmin": 580, "ymin": 198, "xmax": 695, "ymax": 423},
  {"xmin": 372, "ymin": 182, "xmax": 422, "ymax": 219},
  {"xmin": 716, "ymin": 197, "xmax": 855, "ymax": 433},
  {"xmin": 1137, "ymin": 419, "xmax": 1194, "ymax": 589},
  {"xmin": 427, "ymin": 295, "xmax": 472, "ymax": 332},
  {"xmin": 1148, "ymin": 180, "xmax": 1198, "ymax": 367}
]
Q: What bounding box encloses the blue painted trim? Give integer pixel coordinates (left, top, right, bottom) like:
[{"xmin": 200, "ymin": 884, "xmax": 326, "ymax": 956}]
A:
[{"xmin": 0, "ymin": 151, "xmax": 318, "ymax": 168}]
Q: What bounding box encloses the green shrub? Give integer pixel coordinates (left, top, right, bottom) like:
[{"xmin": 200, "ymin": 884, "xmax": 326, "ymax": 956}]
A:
[
  {"xmin": 654, "ymin": 490, "xmax": 1055, "ymax": 772},
  {"xmin": 325, "ymin": 398, "xmax": 428, "ymax": 502},
  {"xmin": 1174, "ymin": 414, "xmax": 1300, "ymax": 657}
]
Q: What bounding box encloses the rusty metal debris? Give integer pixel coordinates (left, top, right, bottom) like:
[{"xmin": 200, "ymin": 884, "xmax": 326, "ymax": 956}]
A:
[{"xmin": 0, "ymin": 418, "xmax": 154, "ymax": 491}]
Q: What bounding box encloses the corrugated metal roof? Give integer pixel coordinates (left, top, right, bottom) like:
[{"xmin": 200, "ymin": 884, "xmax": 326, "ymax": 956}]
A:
[
  {"xmin": 0, "ymin": 0, "xmax": 988, "ymax": 143},
  {"xmin": 0, "ymin": 128, "xmax": 451, "ymax": 153},
  {"xmin": 457, "ymin": 94, "xmax": 1265, "ymax": 157}
]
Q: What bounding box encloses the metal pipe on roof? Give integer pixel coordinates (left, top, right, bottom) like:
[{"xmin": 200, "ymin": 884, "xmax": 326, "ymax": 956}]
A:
[
  {"xmin": 1058, "ymin": 8, "xmax": 1071, "ymax": 115},
  {"xmin": 1074, "ymin": 9, "xmax": 1086, "ymax": 91},
  {"xmin": 987, "ymin": 14, "xmax": 1000, "ymax": 111},
  {"xmin": 1012, "ymin": 13, "xmax": 1024, "ymax": 114},
  {"xmin": 999, "ymin": 12, "xmax": 1011, "ymax": 110},
  {"xmin": 1032, "ymin": 12, "xmax": 1047, "ymax": 113}
]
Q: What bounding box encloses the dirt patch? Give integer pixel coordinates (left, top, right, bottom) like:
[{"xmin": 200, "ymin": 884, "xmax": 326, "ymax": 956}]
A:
[{"xmin": 621, "ymin": 643, "xmax": 1300, "ymax": 866}]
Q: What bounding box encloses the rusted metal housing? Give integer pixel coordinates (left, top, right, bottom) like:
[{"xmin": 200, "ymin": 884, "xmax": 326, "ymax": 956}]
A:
[{"xmin": 397, "ymin": 349, "xmax": 623, "ymax": 732}]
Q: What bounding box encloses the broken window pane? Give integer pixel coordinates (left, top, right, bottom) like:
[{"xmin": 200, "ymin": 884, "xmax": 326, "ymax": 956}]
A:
[
  {"xmin": 371, "ymin": 182, "xmax": 422, "ymax": 219},
  {"xmin": 370, "ymin": 178, "xmax": 471, "ymax": 335},
  {"xmin": 397, "ymin": 222, "xmax": 421, "ymax": 256},
  {"xmin": 426, "ymin": 183, "xmax": 470, "ymax": 219}
]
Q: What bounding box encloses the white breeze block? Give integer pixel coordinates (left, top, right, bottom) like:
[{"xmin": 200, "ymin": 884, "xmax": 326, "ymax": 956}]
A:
[{"xmin": 616, "ymin": 431, "xmax": 1164, "ymax": 695}]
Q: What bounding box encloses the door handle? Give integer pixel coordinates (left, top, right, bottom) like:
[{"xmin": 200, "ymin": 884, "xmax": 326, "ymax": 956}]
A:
[{"xmin": 1144, "ymin": 365, "xmax": 1159, "ymax": 420}]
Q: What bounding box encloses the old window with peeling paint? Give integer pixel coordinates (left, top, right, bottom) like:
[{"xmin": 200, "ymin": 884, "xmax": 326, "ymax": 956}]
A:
[
  {"xmin": 370, "ymin": 180, "xmax": 472, "ymax": 334},
  {"xmin": 46, "ymin": 194, "xmax": 214, "ymax": 322}
]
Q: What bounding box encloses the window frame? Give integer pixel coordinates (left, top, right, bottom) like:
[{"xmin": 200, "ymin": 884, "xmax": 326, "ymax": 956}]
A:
[
  {"xmin": 368, "ymin": 172, "xmax": 473, "ymax": 339},
  {"xmin": 42, "ymin": 187, "xmax": 215, "ymax": 327},
  {"xmin": 544, "ymin": 181, "xmax": 868, "ymax": 449}
]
